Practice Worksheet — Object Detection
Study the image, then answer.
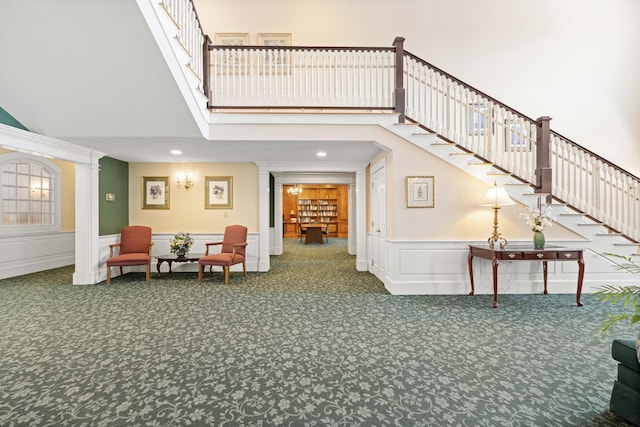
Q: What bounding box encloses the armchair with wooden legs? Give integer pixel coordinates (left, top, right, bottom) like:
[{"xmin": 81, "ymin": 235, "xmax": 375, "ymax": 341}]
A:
[
  {"xmin": 198, "ymin": 225, "xmax": 248, "ymax": 284},
  {"xmin": 106, "ymin": 226, "xmax": 154, "ymax": 285}
]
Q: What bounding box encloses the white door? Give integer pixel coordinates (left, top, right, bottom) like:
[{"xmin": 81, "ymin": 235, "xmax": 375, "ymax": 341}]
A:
[{"xmin": 369, "ymin": 161, "xmax": 386, "ymax": 282}]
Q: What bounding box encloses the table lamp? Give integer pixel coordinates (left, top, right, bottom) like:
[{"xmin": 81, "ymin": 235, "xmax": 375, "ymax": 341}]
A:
[{"xmin": 481, "ymin": 182, "xmax": 515, "ymax": 249}]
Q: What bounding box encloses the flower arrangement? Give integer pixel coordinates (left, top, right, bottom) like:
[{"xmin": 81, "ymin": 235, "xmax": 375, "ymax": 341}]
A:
[
  {"xmin": 169, "ymin": 231, "xmax": 193, "ymax": 256},
  {"xmin": 519, "ymin": 203, "xmax": 554, "ymax": 232}
]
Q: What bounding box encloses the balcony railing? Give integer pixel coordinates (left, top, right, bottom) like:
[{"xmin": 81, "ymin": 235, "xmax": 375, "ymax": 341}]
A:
[
  {"xmin": 208, "ymin": 46, "xmax": 396, "ymax": 109},
  {"xmin": 157, "ymin": 0, "xmax": 639, "ymax": 243}
]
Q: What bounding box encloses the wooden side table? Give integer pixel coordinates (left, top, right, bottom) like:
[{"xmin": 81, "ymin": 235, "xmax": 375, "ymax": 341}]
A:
[
  {"xmin": 468, "ymin": 245, "xmax": 585, "ymax": 308},
  {"xmin": 156, "ymin": 253, "xmax": 203, "ymax": 276}
]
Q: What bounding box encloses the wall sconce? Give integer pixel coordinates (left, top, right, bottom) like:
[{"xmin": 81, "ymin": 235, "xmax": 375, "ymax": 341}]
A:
[
  {"xmin": 481, "ymin": 182, "xmax": 515, "ymax": 249},
  {"xmin": 287, "ymin": 185, "xmax": 301, "ymax": 196},
  {"xmin": 176, "ymin": 174, "xmax": 193, "ymax": 190}
]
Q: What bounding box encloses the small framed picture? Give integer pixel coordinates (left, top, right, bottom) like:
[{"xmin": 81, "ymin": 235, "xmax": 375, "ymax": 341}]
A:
[
  {"xmin": 214, "ymin": 32, "xmax": 249, "ymax": 46},
  {"xmin": 257, "ymin": 33, "xmax": 292, "ymax": 74},
  {"xmin": 205, "ymin": 176, "xmax": 233, "ymax": 209},
  {"xmin": 142, "ymin": 176, "xmax": 170, "ymax": 210},
  {"xmin": 406, "ymin": 176, "xmax": 435, "ymax": 208}
]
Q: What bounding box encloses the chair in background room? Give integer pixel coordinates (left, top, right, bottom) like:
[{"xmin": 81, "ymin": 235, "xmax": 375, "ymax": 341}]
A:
[
  {"xmin": 106, "ymin": 225, "xmax": 153, "ymax": 285},
  {"xmin": 298, "ymin": 222, "xmax": 307, "ymax": 243},
  {"xmin": 322, "ymin": 223, "xmax": 329, "ymax": 243},
  {"xmin": 198, "ymin": 225, "xmax": 248, "ymax": 284}
]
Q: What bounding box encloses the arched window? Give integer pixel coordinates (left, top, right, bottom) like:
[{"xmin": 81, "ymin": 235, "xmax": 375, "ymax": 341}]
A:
[{"xmin": 0, "ymin": 153, "xmax": 61, "ymax": 231}]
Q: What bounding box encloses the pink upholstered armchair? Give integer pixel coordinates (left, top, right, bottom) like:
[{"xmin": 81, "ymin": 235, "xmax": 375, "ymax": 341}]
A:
[
  {"xmin": 106, "ymin": 226, "xmax": 154, "ymax": 285},
  {"xmin": 198, "ymin": 225, "xmax": 248, "ymax": 284}
]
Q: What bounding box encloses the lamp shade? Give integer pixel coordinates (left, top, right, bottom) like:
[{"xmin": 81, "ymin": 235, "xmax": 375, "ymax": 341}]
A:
[{"xmin": 481, "ymin": 185, "xmax": 515, "ymax": 207}]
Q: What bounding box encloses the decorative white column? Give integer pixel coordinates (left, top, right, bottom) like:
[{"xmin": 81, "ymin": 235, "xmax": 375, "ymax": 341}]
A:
[
  {"xmin": 258, "ymin": 166, "xmax": 271, "ymax": 272},
  {"xmin": 73, "ymin": 153, "xmax": 102, "ymax": 284},
  {"xmin": 355, "ymin": 167, "xmax": 367, "ymax": 271},
  {"xmin": 273, "ymin": 179, "xmax": 283, "ymax": 255},
  {"xmin": 0, "ymin": 125, "xmax": 106, "ymax": 284}
]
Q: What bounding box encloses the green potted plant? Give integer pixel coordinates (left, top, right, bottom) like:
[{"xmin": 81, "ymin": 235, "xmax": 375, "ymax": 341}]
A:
[
  {"xmin": 594, "ymin": 253, "xmax": 640, "ymax": 364},
  {"xmin": 594, "ymin": 253, "xmax": 640, "ymax": 337},
  {"xmin": 595, "ymin": 253, "xmax": 640, "ymax": 424}
]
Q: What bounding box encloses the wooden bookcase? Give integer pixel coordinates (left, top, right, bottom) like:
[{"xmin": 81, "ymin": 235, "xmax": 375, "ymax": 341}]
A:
[{"xmin": 283, "ymin": 184, "xmax": 348, "ymax": 238}]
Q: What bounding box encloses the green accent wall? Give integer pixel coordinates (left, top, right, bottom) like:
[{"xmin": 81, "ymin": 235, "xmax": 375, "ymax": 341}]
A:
[
  {"xmin": 0, "ymin": 107, "xmax": 28, "ymax": 130},
  {"xmin": 99, "ymin": 157, "xmax": 129, "ymax": 235}
]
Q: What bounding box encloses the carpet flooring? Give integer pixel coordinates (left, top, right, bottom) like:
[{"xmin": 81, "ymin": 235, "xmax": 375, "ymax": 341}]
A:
[{"xmin": 0, "ymin": 238, "xmax": 636, "ymax": 426}]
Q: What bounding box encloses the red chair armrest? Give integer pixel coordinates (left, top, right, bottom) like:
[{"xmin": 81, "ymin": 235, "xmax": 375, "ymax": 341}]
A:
[
  {"xmin": 109, "ymin": 243, "xmax": 121, "ymax": 257},
  {"xmin": 204, "ymin": 241, "xmax": 223, "ymax": 255}
]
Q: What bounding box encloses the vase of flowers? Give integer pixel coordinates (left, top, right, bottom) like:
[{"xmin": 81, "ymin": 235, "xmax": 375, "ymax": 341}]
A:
[
  {"xmin": 519, "ymin": 200, "xmax": 553, "ymax": 249},
  {"xmin": 170, "ymin": 231, "xmax": 193, "ymax": 258}
]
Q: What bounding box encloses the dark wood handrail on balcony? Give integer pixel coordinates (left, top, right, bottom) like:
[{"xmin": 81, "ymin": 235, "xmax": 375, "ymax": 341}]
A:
[{"xmin": 193, "ymin": 27, "xmax": 640, "ymax": 241}]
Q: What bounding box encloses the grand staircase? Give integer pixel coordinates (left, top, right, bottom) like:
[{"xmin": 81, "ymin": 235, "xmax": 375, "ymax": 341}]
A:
[{"xmin": 144, "ymin": 0, "xmax": 640, "ymax": 262}]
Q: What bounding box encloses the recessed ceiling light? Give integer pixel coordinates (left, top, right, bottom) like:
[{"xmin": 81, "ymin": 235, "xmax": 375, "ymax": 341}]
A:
[
  {"xmin": 171, "ymin": 149, "xmax": 183, "ymax": 155},
  {"xmin": 317, "ymin": 151, "xmax": 327, "ymax": 157}
]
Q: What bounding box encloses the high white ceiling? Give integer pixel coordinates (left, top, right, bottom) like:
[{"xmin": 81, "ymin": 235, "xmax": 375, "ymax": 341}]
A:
[{"xmin": 0, "ymin": 0, "xmax": 382, "ymax": 165}]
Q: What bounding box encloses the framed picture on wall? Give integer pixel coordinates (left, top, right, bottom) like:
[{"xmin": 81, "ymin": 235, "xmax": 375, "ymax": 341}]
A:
[
  {"xmin": 257, "ymin": 33, "xmax": 292, "ymax": 74},
  {"xmin": 205, "ymin": 176, "xmax": 233, "ymax": 209},
  {"xmin": 142, "ymin": 176, "xmax": 170, "ymax": 209},
  {"xmin": 406, "ymin": 176, "xmax": 434, "ymax": 208}
]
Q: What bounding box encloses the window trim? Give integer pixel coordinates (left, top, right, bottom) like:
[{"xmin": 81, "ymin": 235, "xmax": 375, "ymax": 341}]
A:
[{"xmin": 0, "ymin": 152, "xmax": 62, "ymax": 235}]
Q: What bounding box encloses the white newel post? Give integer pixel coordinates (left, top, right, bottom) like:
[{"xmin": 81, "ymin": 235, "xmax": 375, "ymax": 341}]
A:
[{"xmin": 73, "ymin": 153, "xmax": 102, "ymax": 284}]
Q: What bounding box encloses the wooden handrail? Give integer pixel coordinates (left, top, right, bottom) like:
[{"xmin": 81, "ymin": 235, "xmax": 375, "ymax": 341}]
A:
[
  {"xmin": 404, "ymin": 51, "xmax": 536, "ymax": 124},
  {"xmin": 550, "ymin": 129, "xmax": 640, "ymax": 181}
]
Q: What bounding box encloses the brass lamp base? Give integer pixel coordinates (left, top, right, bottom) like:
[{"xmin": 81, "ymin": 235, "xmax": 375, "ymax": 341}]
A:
[{"xmin": 487, "ymin": 206, "xmax": 508, "ymax": 249}]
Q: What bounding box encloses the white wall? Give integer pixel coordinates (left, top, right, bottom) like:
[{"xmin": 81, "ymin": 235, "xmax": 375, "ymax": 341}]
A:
[{"xmin": 195, "ymin": 0, "xmax": 640, "ymax": 177}]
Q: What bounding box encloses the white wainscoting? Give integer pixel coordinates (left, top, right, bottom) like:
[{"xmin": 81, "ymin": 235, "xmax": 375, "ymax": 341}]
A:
[
  {"xmin": 0, "ymin": 232, "xmax": 75, "ymax": 280},
  {"xmin": 371, "ymin": 238, "xmax": 636, "ymax": 296},
  {"xmin": 97, "ymin": 232, "xmax": 262, "ymax": 283}
]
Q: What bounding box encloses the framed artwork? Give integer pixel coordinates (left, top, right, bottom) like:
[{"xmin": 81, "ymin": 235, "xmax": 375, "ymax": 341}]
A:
[
  {"xmin": 257, "ymin": 33, "xmax": 292, "ymax": 74},
  {"xmin": 205, "ymin": 176, "xmax": 233, "ymax": 209},
  {"xmin": 142, "ymin": 176, "xmax": 170, "ymax": 210},
  {"xmin": 214, "ymin": 33, "xmax": 249, "ymax": 73},
  {"xmin": 467, "ymin": 103, "xmax": 492, "ymax": 136},
  {"xmin": 214, "ymin": 32, "xmax": 249, "ymax": 46},
  {"xmin": 406, "ymin": 176, "xmax": 434, "ymax": 208}
]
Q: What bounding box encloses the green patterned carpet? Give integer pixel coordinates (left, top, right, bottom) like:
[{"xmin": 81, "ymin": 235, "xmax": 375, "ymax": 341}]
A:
[{"xmin": 0, "ymin": 238, "xmax": 635, "ymax": 426}]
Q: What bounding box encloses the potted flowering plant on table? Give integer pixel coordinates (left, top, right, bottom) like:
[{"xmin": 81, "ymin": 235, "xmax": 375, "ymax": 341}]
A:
[
  {"xmin": 519, "ymin": 201, "xmax": 554, "ymax": 249},
  {"xmin": 170, "ymin": 231, "xmax": 193, "ymax": 258}
]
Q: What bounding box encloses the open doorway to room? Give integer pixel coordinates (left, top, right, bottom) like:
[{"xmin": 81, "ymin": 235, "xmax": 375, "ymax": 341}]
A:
[
  {"xmin": 282, "ymin": 184, "xmax": 349, "ymax": 244},
  {"xmin": 271, "ymin": 172, "xmax": 358, "ymax": 259}
]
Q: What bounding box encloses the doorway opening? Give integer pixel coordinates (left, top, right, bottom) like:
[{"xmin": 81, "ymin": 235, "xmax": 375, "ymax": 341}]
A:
[{"xmin": 282, "ymin": 184, "xmax": 349, "ymax": 244}]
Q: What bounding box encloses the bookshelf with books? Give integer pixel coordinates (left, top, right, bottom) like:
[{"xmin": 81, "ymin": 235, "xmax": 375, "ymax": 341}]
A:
[{"xmin": 282, "ymin": 184, "xmax": 347, "ymax": 238}]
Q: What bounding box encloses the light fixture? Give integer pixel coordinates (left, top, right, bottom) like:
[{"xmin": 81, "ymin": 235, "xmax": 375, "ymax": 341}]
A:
[
  {"xmin": 481, "ymin": 181, "xmax": 515, "ymax": 249},
  {"xmin": 316, "ymin": 151, "xmax": 327, "ymax": 158},
  {"xmin": 287, "ymin": 185, "xmax": 301, "ymax": 196},
  {"xmin": 176, "ymin": 174, "xmax": 193, "ymax": 190}
]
